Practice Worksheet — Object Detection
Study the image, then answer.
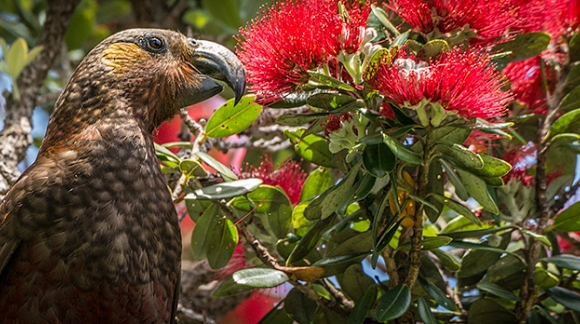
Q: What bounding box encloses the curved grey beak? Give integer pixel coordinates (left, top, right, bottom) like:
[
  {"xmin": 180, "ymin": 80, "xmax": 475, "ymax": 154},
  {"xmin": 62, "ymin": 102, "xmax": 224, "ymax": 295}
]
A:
[{"xmin": 190, "ymin": 39, "xmax": 246, "ymax": 105}]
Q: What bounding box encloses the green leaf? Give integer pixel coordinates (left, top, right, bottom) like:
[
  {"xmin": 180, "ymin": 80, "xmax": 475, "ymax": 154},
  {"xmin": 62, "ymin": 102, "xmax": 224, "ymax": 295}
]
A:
[
  {"xmin": 476, "ymin": 282, "xmax": 521, "ymax": 301},
  {"xmin": 417, "ymin": 297, "xmax": 438, "ymax": 324},
  {"xmin": 285, "ymin": 288, "xmax": 318, "ymax": 324},
  {"xmin": 548, "ymin": 108, "xmax": 580, "ymax": 139},
  {"xmin": 190, "ymin": 204, "xmax": 220, "ymax": 260},
  {"xmin": 348, "ymin": 286, "xmax": 376, "ymax": 324},
  {"xmin": 232, "ymin": 185, "xmax": 292, "ymax": 239},
  {"xmin": 363, "ymin": 143, "xmax": 395, "ymax": 177},
  {"xmin": 375, "ymin": 284, "xmax": 411, "ymax": 321},
  {"xmin": 285, "ymin": 129, "xmax": 334, "ymax": 168},
  {"xmin": 421, "ymin": 236, "xmax": 453, "ymax": 250},
  {"xmin": 420, "ymin": 39, "xmax": 449, "ymax": 59},
  {"xmin": 440, "ymin": 159, "xmax": 469, "ymax": 201},
  {"xmin": 492, "ymin": 32, "xmax": 551, "ymax": 63},
  {"xmin": 304, "ymin": 163, "xmax": 361, "ymax": 220},
  {"xmin": 300, "ymin": 168, "xmax": 334, "ymax": 202},
  {"xmin": 431, "ymin": 249, "xmax": 461, "ymax": 271},
  {"xmin": 440, "ymin": 143, "xmax": 484, "ymax": 170},
  {"xmin": 258, "ymin": 306, "xmax": 293, "ymax": 324},
  {"xmin": 233, "ymin": 268, "xmax": 289, "ymax": 288},
  {"xmin": 287, "ymin": 217, "xmax": 333, "ymax": 265},
  {"xmin": 212, "ymin": 275, "xmax": 254, "ymax": 297},
  {"xmin": 186, "ymin": 178, "xmax": 262, "ymax": 200},
  {"xmin": 5, "ymin": 38, "xmax": 27, "ymax": 78},
  {"xmin": 341, "ymin": 264, "xmax": 375, "ymax": 302},
  {"xmin": 541, "ymin": 254, "xmax": 580, "ymax": 271},
  {"xmin": 370, "ymin": 4, "xmax": 400, "ymax": 36},
  {"xmin": 306, "ymin": 93, "xmax": 356, "ymax": 110},
  {"xmin": 559, "ymin": 86, "xmax": 580, "ymax": 112},
  {"xmin": 276, "ymin": 113, "xmax": 322, "ymax": 126},
  {"xmin": 467, "ymin": 299, "xmax": 516, "ymax": 324},
  {"xmin": 418, "ymin": 276, "xmax": 456, "ymax": 311},
  {"xmin": 565, "ymin": 64, "xmax": 580, "ymax": 93},
  {"xmin": 431, "ymin": 125, "xmax": 472, "ymax": 144},
  {"xmin": 456, "ymin": 169, "xmax": 499, "ymax": 214},
  {"xmin": 309, "ymin": 72, "xmax": 357, "ymax": 92},
  {"xmin": 206, "ymin": 216, "xmax": 238, "ymax": 269},
  {"xmin": 431, "ymin": 194, "xmax": 482, "ymax": 227},
  {"xmin": 548, "ymin": 200, "xmax": 580, "ymax": 232},
  {"xmin": 195, "ymin": 151, "xmax": 238, "ymax": 181},
  {"xmin": 534, "ymin": 268, "xmax": 560, "ymax": 288},
  {"xmin": 155, "ymin": 143, "xmax": 180, "ymax": 167},
  {"xmin": 468, "ymin": 155, "xmax": 512, "ymax": 178},
  {"xmin": 425, "ymin": 160, "xmax": 445, "ymax": 223},
  {"xmin": 383, "ymin": 134, "xmax": 422, "ymax": 165},
  {"xmin": 520, "ymin": 229, "xmax": 551, "ymax": 247},
  {"xmin": 547, "ymin": 287, "xmax": 580, "ymax": 312},
  {"xmin": 568, "ymin": 31, "xmax": 580, "ymax": 63},
  {"xmin": 179, "ymin": 159, "xmax": 208, "ymax": 178},
  {"xmin": 205, "ymin": 95, "xmax": 263, "ymax": 138}
]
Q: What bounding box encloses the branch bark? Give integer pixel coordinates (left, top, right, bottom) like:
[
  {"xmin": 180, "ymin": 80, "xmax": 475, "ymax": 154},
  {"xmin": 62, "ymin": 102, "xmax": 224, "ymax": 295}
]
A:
[
  {"xmin": 0, "ymin": 0, "xmax": 81, "ymax": 195},
  {"xmin": 516, "ymin": 57, "xmax": 571, "ymax": 324}
]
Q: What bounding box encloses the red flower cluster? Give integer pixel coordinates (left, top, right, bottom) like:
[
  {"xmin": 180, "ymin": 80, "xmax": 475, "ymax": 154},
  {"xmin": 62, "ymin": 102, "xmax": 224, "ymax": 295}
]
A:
[
  {"xmin": 245, "ymin": 156, "xmax": 307, "ymax": 205},
  {"xmin": 388, "ymin": 0, "xmax": 568, "ymax": 45},
  {"xmin": 236, "ymin": 0, "xmax": 370, "ymax": 103},
  {"xmin": 369, "ymin": 48, "xmax": 511, "ymax": 120},
  {"xmin": 388, "ymin": 0, "xmax": 515, "ymax": 45}
]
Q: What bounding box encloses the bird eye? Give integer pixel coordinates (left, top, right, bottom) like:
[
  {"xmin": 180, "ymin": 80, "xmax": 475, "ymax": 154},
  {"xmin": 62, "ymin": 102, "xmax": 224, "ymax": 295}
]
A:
[{"xmin": 145, "ymin": 37, "xmax": 165, "ymax": 52}]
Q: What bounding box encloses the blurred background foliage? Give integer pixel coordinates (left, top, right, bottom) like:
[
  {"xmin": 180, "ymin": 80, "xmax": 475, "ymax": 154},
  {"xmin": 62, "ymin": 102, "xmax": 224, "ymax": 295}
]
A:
[{"xmin": 0, "ymin": 0, "xmax": 270, "ymax": 163}]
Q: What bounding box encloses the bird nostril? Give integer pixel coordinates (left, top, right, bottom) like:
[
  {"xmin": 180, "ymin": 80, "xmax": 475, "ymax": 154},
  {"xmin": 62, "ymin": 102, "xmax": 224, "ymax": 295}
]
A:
[{"xmin": 189, "ymin": 39, "xmax": 198, "ymax": 47}]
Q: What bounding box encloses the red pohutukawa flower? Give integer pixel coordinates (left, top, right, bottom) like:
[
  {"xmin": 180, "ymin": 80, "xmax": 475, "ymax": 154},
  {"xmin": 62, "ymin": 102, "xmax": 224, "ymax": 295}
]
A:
[
  {"xmin": 502, "ymin": 56, "xmax": 558, "ymax": 114},
  {"xmin": 236, "ymin": 0, "xmax": 370, "ymax": 103},
  {"xmin": 369, "ymin": 48, "xmax": 511, "ymax": 120},
  {"xmin": 244, "ymin": 156, "xmax": 307, "ymax": 205},
  {"xmin": 388, "ymin": 0, "xmax": 517, "ymax": 45}
]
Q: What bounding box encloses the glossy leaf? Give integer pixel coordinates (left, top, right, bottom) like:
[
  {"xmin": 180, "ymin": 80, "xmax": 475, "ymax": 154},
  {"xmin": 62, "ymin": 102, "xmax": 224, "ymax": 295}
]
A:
[
  {"xmin": 195, "ymin": 151, "xmax": 238, "ymax": 181},
  {"xmin": 341, "ymin": 264, "xmax": 375, "ymax": 302},
  {"xmin": 375, "ymin": 284, "xmax": 411, "ymax": 321},
  {"xmin": 541, "ymin": 254, "xmax": 580, "ymax": 270},
  {"xmin": 383, "ymin": 134, "xmax": 422, "ymax": 164},
  {"xmin": 440, "ymin": 144, "xmax": 484, "ymax": 170},
  {"xmin": 431, "ymin": 249, "xmax": 461, "ymax": 271},
  {"xmin": 233, "ymin": 268, "xmax": 289, "ymax": 288},
  {"xmin": 232, "ymin": 185, "xmax": 292, "ymax": 239},
  {"xmin": 186, "ymin": 178, "xmax": 262, "ymax": 200},
  {"xmin": 568, "ymin": 31, "xmax": 580, "ymax": 63},
  {"xmin": 304, "ymin": 163, "xmax": 361, "ymax": 220},
  {"xmin": 533, "ymin": 268, "xmax": 559, "ymax": 288},
  {"xmin": 258, "ymin": 306, "xmax": 293, "ymax": 324},
  {"xmin": 425, "ymin": 160, "xmax": 444, "ymax": 223},
  {"xmin": 420, "ymin": 39, "xmax": 449, "ymax": 59},
  {"xmin": 205, "ymin": 95, "xmax": 263, "ymax": 138},
  {"xmin": 347, "ymin": 286, "xmax": 377, "ymax": 324},
  {"xmin": 548, "ymin": 109, "xmax": 580, "ymax": 139},
  {"xmin": 431, "ymin": 194, "xmax": 482, "ymax": 226},
  {"xmin": 363, "ymin": 143, "xmax": 395, "ymax": 177},
  {"xmin": 418, "ymin": 276, "xmax": 456, "ymax": 311},
  {"xmin": 206, "ymin": 216, "xmax": 238, "ymax": 269},
  {"xmin": 548, "ymin": 200, "xmax": 580, "ymax": 232},
  {"xmin": 547, "ymin": 287, "xmax": 580, "ymax": 312},
  {"xmin": 300, "ymin": 168, "xmax": 334, "ymax": 202},
  {"xmin": 190, "ymin": 204, "xmax": 220, "ymax": 260},
  {"xmin": 287, "ymin": 217, "xmax": 333, "ymax": 265},
  {"xmin": 285, "ymin": 288, "xmax": 318, "ymax": 324},
  {"xmin": 476, "ymin": 282, "xmax": 521, "ymax": 301},
  {"xmin": 285, "ymin": 129, "xmax": 334, "ymax": 168},
  {"xmin": 467, "ymin": 299, "xmax": 516, "ymax": 324},
  {"xmin": 309, "ymin": 72, "xmax": 357, "ymax": 92},
  {"xmin": 306, "ymin": 93, "xmax": 356, "ymax": 110},
  {"xmin": 440, "ymin": 159, "xmax": 469, "ymax": 201},
  {"xmin": 417, "ymin": 296, "xmax": 437, "ymax": 324},
  {"xmin": 468, "ymin": 155, "xmax": 512, "ymax": 178},
  {"xmin": 212, "ymin": 275, "xmax": 254, "ymax": 297},
  {"xmin": 179, "ymin": 158, "xmax": 208, "ymax": 178},
  {"xmin": 276, "ymin": 113, "xmax": 322, "ymax": 126},
  {"xmin": 492, "ymin": 32, "xmax": 550, "ymax": 63},
  {"xmin": 558, "ymin": 86, "xmax": 580, "ymax": 112},
  {"xmin": 456, "ymin": 169, "xmax": 499, "ymax": 214}
]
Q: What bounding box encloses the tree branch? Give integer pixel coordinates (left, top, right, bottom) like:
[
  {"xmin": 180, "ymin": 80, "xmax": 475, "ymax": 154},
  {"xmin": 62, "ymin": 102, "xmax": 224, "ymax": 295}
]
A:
[{"xmin": 0, "ymin": 0, "xmax": 81, "ymax": 195}]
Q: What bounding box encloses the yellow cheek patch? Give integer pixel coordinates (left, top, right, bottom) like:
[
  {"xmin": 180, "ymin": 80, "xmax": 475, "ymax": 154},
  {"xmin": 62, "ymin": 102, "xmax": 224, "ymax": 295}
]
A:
[{"xmin": 101, "ymin": 43, "xmax": 151, "ymax": 71}]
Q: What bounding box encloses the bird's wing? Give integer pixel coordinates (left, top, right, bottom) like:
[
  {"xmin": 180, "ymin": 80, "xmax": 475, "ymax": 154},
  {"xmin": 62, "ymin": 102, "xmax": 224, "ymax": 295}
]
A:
[
  {"xmin": 0, "ymin": 212, "xmax": 20, "ymax": 277},
  {"xmin": 170, "ymin": 270, "xmax": 180, "ymax": 324}
]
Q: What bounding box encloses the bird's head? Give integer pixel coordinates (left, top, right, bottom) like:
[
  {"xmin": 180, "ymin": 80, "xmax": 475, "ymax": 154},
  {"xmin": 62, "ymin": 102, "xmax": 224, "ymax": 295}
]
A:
[{"xmin": 49, "ymin": 29, "xmax": 245, "ymax": 134}]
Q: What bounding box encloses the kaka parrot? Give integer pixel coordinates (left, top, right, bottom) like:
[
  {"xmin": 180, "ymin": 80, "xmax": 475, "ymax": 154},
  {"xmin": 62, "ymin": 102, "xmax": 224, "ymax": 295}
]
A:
[{"xmin": 0, "ymin": 29, "xmax": 245, "ymax": 323}]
